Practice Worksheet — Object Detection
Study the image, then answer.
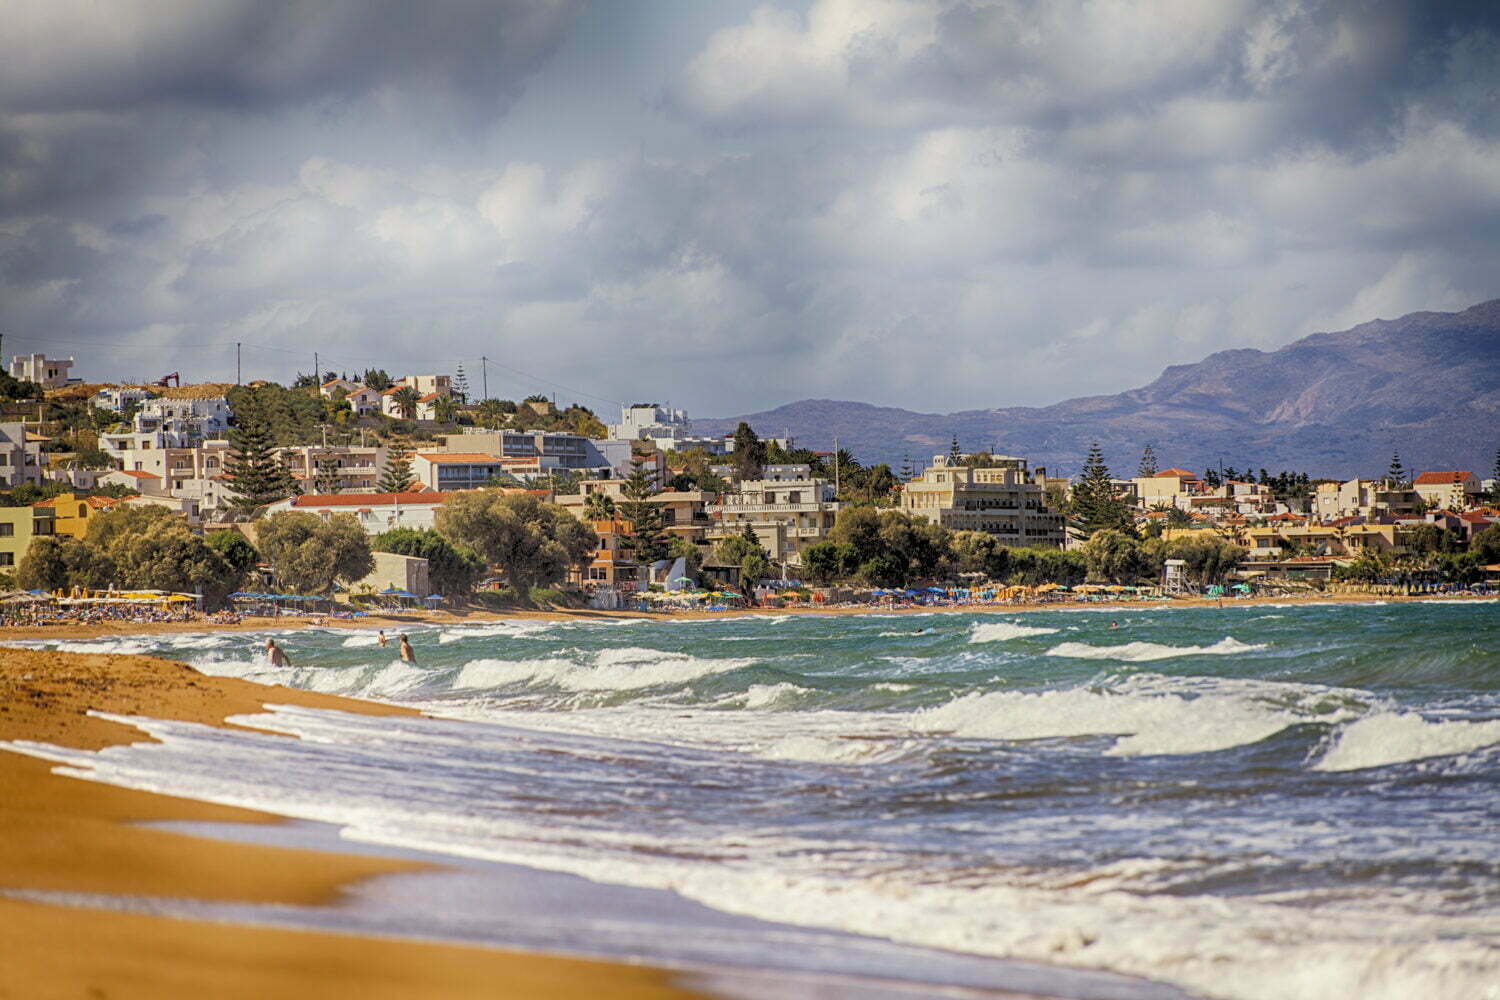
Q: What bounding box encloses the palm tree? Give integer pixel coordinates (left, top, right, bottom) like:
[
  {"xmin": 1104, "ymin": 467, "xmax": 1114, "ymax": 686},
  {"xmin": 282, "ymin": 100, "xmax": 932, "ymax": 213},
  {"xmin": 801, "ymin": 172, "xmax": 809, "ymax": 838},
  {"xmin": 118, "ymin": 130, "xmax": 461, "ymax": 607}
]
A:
[
  {"xmin": 583, "ymin": 491, "xmax": 617, "ymax": 520},
  {"xmin": 391, "ymin": 386, "xmax": 421, "ymax": 420},
  {"xmin": 433, "ymin": 395, "xmax": 458, "ymax": 424}
]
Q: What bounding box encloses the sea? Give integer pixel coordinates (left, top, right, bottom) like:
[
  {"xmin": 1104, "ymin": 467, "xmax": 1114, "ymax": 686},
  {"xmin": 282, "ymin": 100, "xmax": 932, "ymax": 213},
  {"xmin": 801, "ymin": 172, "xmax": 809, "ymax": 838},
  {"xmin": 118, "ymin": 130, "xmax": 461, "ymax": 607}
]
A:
[{"xmin": 6, "ymin": 601, "xmax": 1499, "ymax": 1000}]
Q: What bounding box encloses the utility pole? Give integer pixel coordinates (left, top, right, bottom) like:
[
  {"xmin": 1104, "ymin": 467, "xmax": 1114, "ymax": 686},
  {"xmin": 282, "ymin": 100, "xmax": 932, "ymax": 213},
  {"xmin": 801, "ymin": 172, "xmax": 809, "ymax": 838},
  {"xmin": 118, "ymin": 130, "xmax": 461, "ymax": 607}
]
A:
[
  {"xmin": 235, "ymin": 342, "xmax": 241, "ymax": 385},
  {"xmin": 833, "ymin": 436, "xmax": 840, "ymax": 496},
  {"xmin": 481, "ymin": 355, "xmax": 489, "ymax": 400},
  {"xmin": 314, "ymin": 351, "xmax": 319, "ymax": 388}
]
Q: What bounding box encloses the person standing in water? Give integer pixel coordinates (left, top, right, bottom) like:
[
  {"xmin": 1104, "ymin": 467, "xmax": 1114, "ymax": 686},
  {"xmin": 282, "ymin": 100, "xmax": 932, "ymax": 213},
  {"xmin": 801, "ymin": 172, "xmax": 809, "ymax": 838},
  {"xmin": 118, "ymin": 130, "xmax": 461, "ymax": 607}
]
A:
[
  {"xmin": 399, "ymin": 634, "xmax": 415, "ymax": 664},
  {"xmin": 377, "ymin": 630, "xmax": 388, "ymax": 648},
  {"xmin": 264, "ymin": 638, "xmax": 291, "ymax": 667}
]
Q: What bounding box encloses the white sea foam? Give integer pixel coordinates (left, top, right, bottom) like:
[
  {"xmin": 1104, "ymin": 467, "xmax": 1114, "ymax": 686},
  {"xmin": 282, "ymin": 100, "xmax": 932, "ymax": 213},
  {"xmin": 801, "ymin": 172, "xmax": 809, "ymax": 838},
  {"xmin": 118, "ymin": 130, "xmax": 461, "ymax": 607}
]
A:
[
  {"xmin": 912, "ymin": 681, "xmax": 1302, "ymax": 756},
  {"xmin": 1044, "ymin": 636, "xmax": 1265, "ymax": 662},
  {"xmin": 7, "ymin": 707, "xmax": 1495, "ymax": 1000},
  {"xmin": 969, "ymin": 622, "xmax": 1059, "ymax": 643},
  {"xmin": 341, "ymin": 633, "xmax": 384, "ymax": 647},
  {"xmin": 759, "ymin": 734, "xmax": 912, "ymax": 764},
  {"xmin": 437, "ymin": 621, "xmax": 555, "ymax": 644},
  {"xmin": 454, "ymin": 648, "xmax": 753, "ymax": 693},
  {"xmin": 1314, "ymin": 712, "xmax": 1500, "ymax": 772},
  {"xmin": 742, "ymin": 683, "xmax": 807, "ymax": 709},
  {"xmin": 48, "ymin": 638, "xmax": 159, "ymax": 655}
]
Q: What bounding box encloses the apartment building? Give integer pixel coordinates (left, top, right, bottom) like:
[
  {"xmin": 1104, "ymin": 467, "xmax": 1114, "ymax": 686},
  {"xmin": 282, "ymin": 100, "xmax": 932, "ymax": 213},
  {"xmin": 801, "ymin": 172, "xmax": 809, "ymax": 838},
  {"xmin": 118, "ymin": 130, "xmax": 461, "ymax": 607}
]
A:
[
  {"xmin": 100, "ymin": 395, "xmax": 230, "ymax": 459},
  {"xmin": 571, "ymin": 517, "xmax": 640, "ymax": 588},
  {"xmin": 268, "ymin": 491, "xmax": 454, "ymax": 534},
  {"xmin": 0, "ymin": 504, "xmax": 54, "ymax": 571},
  {"xmin": 411, "ymin": 453, "xmax": 508, "ymax": 491},
  {"xmin": 901, "ymin": 455, "xmax": 1065, "ymax": 548},
  {"xmin": 607, "ymin": 404, "xmax": 728, "ymax": 455},
  {"xmin": 438, "ymin": 430, "xmax": 615, "ymax": 473},
  {"xmin": 706, "ymin": 469, "xmax": 839, "ymax": 568},
  {"xmin": 34, "ymin": 493, "xmax": 129, "ymax": 538},
  {"xmin": 559, "ymin": 483, "xmax": 715, "ymax": 545},
  {"xmin": 0, "ymin": 423, "xmax": 45, "ymax": 488},
  {"xmin": 280, "ymin": 445, "xmax": 384, "ymax": 493},
  {"xmin": 1413, "ymin": 471, "xmax": 1482, "ymax": 510},
  {"xmin": 1314, "ymin": 480, "xmax": 1423, "ymax": 521}
]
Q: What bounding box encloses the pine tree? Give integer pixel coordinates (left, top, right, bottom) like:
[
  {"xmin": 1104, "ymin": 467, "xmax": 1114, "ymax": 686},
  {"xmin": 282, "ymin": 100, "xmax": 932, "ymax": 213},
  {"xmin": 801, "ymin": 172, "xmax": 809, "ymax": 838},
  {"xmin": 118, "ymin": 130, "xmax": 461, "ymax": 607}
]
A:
[
  {"xmin": 1071, "ymin": 441, "xmax": 1130, "ymax": 538},
  {"xmin": 619, "ymin": 456, "xmax": 670, "ymax": 566},
  {"xmin": 948, "ymin": 435, "xmax": 962, "ymax": 465},
  {"xmin": 900, "ymin": 452, "xmax": 914, "ymax": 481},
  {"xmin": 1386, "ymin": 451, "xmax": 1406, "ymax": 488},
  {"xmin": 378, "ymin": 438, "xmax": 415, "ymax": 493},
  {"xmin": 730, "ymin": 422, "xmax": 766, "ymax": 481},
  {"xmin": 1490, "ymin": 446, "xmax": 1500, "ymax": 505},
  {"xmin": 224, "ymin": 415, "xmax": 297, "ymax": 513},
  {"xmin": 1138, "ymin": 444, "xmax": 1158, "ymax": 478},
  {"xmin": 453, "ymin": 365, "xmax": 470, "ymax": 405},
  {"xmin": 314, "ymin": 454, "xmax": 342, "ymax": 495}
]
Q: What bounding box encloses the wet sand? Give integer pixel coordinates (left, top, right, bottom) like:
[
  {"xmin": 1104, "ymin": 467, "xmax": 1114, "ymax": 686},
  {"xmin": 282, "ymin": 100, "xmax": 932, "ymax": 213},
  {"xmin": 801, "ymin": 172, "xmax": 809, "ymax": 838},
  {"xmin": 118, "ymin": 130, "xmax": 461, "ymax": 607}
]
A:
[{"xmin": 0, "ymin": 647, "xmax": 709, "ymax": 999}]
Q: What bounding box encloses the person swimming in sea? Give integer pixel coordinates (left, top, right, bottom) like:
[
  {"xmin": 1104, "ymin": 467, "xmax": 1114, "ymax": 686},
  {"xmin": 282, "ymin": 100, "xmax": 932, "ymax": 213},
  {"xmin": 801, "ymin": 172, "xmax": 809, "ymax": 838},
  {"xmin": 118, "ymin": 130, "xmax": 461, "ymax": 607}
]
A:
[
  {"xmin": 264, "ymin": 638, "xmax": 291, "ymax": 667},
  {"xmin": 1110, "ymin": 621, "xmax": 1120, "ymax": 629},
  {"xmin": 913, "ymin": 627, "xmax": 933, "ymax": 635},
  {"xmin": 399, "ymin": 634, "xmax": 415, "ymax": 664}
]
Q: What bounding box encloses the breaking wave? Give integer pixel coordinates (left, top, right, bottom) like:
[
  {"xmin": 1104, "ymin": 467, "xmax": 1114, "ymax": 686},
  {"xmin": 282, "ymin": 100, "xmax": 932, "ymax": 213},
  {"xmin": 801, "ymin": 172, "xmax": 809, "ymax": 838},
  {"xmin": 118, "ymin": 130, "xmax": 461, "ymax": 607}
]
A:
[
  {"xmin": 1314, "ymin": 712, "xmax": 1500, "ymax": 772},
  {"xmin": 1044, "ymin": 637, "xmax": 1266, "ymax": 662},
  {"xmin": 969, "ymin": 621, "xmax": 1060, "ymax": 643}
]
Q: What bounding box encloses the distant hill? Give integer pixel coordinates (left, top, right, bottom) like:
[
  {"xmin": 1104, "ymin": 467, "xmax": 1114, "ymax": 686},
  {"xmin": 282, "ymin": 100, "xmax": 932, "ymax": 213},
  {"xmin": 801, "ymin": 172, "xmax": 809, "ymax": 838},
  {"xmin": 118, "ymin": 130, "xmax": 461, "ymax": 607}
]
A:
[{"xmin": 697, "ymin": 299, "xmax": 1500, "ymax": 479}]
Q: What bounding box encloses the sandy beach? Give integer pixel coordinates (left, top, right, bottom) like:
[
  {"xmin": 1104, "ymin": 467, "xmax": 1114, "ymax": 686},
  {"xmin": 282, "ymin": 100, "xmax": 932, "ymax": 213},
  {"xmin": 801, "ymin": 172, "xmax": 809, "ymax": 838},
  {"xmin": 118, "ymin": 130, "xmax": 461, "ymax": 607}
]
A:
[
  {"xmin": 0, "ymin": 647, "xmax": 710, "ymax": 999},
  {"xmin": 0, "ymin": 588, "xmax": 1471, "ymax": 644}
]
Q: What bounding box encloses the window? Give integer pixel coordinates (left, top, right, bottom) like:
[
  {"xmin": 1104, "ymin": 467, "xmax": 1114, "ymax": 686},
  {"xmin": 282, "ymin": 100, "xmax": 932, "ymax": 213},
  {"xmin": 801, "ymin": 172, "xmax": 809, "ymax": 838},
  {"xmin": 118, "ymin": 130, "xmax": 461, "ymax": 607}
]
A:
[
  {"xmin": 0, "ymin": 523, "xmax": 12, "ymax": 536},
  {"xmin": 78, "ymin": 504, "xmax": 87, "ymax": 518},
  {"xmin": 0, "ymin": 552, "xmax": 12, "ymax": 566}
]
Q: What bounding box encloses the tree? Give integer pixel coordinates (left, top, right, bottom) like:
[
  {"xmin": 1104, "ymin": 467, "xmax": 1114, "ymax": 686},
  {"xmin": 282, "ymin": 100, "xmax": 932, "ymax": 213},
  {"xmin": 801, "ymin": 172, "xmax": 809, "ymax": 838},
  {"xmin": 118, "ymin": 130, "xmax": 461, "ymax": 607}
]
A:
[
  {"xmin": 1472, "ymin": 524, "xmax": 1500, "ymax": 565},
  {"xmin": 435, "ymin": 491, "xmax": 596, "ymax": 593},
  {"xmin": 391, "ymin": 386, "xmax": 421, "ymax": 420},
  {"xmin": 373, "ymin": 527, "xmax": 485, "ymax": 597},
  {"xmin": 17, "ymin": 536, "xmax": 99, "ymax": 591},
  {"xmin": 1165, "ymin": 535, "xmax": 1244, "ymax": 585},
  {"xmin": 801, "ymin": 541, "xmax": 856, "ymax": 583},
  {"xmin": 1138, "ymin": 444, "xmax": 1158, "ymax": 478},
  {"xmin": 666, "ymin": 535, "xmax": 703, "ymax": 580},
  {"xmin": 1385, "ymin": 451, "xmax": 1407, "ymax": 488},
  {"xmin": 205, "ymin": 530, "xmax": 260, "ymax": 577},
  {"xmin": 862, "ymin": 463, "xmax": 898, "ymax": 503},
  {"xmin": 582, "ymin": 491, "xmax": 617, "ymax": 520},
  {"xmin": 948, "ymin": 435, "xmax": 962, "ymax": 466},
  {"xmin": 618, "ymin": 457, "xmax": 670, "ymax": 565},
  {"xmin": 256, "ymin": 511, "xmax": 374, "ymax": 595},
  {"xmin": 1071, "ymin": 442, "xmax": 1132, "ymax": 538},
  {"xmin": 313, "ymin": 454, "xmax": 342, "ymax": 495},
  {"xmin": 85, "ymin": 505, "xmax": 242, "ymax": 606},
  {"xmin": 1084, "ymin": 529, "xmax": 1149, "ymax": 583},
  {"xmin": 433, "ymin": 395, "xmax": 459, "ymax": 424},
  {"xmin": 713, "ymin": 526, "xmax": 772, "ymax": 587},
  {"xmin": 1490, "ymin": 447, "xmax": 1500, "ymax": 505},
  {"xmin": 363, "ymin": 369, "xmax": 393, "ymax": 391},
  {"xmin": 224, "ymin": 411, "xmax": 297, "ymax": 514},
  {"xmin": 453, "ymin": 365, "xmax": 469, "ymax": 405},
  {"xmin": 378, "ymin": 439, "xmax": 415, "ymax": 493},
  {"xmin": 949, "ymin": 530, "xmax": 1008, "ymax": 580},
  {"xmin": 730, "ymin": 422, "xmax": 766, "ymax": 481}
]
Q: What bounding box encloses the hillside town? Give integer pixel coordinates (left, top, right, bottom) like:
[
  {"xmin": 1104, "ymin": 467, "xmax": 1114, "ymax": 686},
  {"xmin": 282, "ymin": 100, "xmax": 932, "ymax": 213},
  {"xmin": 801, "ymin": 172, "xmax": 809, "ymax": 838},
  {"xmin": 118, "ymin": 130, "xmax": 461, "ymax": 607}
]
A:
[{"xmin": 4, "ymin": 351, "xmax": 1499, "ymax": 617}]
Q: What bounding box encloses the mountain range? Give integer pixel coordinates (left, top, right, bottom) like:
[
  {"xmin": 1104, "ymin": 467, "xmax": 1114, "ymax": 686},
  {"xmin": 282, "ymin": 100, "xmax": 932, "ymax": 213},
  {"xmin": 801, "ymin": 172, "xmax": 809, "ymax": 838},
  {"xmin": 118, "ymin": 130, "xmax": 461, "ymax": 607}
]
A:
[{"xmin": 696, "ymin": 299, "xmax": 1500, "ymax": 480}]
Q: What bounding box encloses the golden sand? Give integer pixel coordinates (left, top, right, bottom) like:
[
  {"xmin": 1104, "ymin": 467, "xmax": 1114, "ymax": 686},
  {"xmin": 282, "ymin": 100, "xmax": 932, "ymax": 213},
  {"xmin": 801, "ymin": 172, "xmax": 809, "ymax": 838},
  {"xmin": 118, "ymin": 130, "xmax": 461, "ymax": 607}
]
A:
[{"xmin": 0, "ymin": 647, "xmax": 707, "ymax": 999}]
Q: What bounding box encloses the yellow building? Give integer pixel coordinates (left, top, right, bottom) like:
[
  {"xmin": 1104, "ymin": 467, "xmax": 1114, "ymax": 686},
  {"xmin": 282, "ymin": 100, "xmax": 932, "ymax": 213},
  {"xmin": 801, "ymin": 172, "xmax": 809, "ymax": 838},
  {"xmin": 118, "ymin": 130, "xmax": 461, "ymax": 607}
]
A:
[
  {"xmin": 901, "ymin": 455, "xmax": 1066, "ymax": 548},
  {"xmin": 0, "ymin": 504, "xmax": 57, "ymax": 574},
  {"xmin": 34, "ymin": 493, "xmax": 127, "ymax": 539}
]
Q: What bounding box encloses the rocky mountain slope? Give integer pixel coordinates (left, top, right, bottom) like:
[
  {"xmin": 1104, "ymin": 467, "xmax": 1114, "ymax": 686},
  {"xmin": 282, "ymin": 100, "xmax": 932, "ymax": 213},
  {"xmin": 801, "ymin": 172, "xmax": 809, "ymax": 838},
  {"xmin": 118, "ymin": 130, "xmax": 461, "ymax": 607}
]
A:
[{"xmin": 697, "ymin": 300, "xmax": 1500, "ymax": 479}]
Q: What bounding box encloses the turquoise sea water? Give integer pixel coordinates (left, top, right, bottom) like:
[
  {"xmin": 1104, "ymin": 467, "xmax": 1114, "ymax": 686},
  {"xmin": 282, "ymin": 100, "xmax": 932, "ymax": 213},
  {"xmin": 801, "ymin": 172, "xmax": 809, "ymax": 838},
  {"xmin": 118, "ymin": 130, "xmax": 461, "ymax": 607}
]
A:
[{"xmin": 7, "ymin": 601, "xmax": 1499, "ymax": 999}]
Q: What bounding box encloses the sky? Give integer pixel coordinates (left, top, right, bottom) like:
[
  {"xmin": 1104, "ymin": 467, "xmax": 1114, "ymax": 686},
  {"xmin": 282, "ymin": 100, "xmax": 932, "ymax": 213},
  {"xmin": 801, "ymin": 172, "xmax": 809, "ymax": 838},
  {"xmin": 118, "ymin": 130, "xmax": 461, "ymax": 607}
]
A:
[{"xmin": 3, "ymin": 0, "xmax": 1498, "ymax": 418}]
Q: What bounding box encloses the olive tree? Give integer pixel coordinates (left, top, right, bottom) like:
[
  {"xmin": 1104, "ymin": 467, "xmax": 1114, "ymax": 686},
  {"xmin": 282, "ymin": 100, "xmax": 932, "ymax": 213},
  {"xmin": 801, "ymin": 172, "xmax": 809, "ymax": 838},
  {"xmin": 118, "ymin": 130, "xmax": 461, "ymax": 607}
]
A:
[
  {"xmin": 256, "ymin": 511, "xmax": 374, "ymax": 594},
  {"xmin": 435, "ymin": 491, "xmax": 596, "ymax": 592}
]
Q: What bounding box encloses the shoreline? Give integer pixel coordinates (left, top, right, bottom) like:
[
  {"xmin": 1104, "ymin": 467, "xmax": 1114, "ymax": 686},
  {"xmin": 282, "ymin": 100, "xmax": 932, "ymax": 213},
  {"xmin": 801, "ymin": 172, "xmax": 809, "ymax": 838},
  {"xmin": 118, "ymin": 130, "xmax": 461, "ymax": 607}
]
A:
[
  {"xmin": 0, "ymin": 590, "xmax": 1489, "ymax": 643},
  {"xmin": 0, "ymin": 647, "xmax": 711, "ymax": 999}
]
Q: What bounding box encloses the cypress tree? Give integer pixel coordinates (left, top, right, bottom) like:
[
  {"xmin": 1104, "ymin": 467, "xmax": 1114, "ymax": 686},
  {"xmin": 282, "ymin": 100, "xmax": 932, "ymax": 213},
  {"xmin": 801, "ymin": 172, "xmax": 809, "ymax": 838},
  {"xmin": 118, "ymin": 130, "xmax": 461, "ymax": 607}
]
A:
[
  {"xmin": 1138, "ymin": 444, "xmax": 1158, "ymax": 478},
  {"xmin": 378, "ymin": 438, "xmax": 415, "ymax": 493},
  {"xmin": 224, "ymin": 415, "xmax": 297, "ymax": 513},
  {"xmin": 730, "ymin": 422, "xmax": 766, "ymax": 481}
]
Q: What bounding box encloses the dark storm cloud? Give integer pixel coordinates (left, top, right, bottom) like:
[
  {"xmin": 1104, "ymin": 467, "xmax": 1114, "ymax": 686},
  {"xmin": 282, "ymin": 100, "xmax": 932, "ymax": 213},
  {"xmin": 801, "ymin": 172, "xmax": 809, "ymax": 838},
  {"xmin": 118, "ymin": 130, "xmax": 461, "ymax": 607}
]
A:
[{"xmin": 2, "ymin": 1, "xmax": 1498, "ymax": 412}]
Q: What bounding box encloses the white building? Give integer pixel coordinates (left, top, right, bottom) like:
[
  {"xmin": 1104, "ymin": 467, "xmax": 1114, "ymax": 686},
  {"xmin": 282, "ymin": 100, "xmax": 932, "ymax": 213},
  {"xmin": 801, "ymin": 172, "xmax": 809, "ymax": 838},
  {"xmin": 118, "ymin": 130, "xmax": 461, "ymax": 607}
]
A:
[
  {"xmin": 0, "ymin": 423, "xmax": 45, "ymax": 487},
  {"xmin": 608, "ymin": 403, "xmax": 728, "ymax": 455},
  {"xmin": 706, "ymin": 466, "xmax": 840, "ymax": 569},
  {"xmin": 91, "ymin": 386, "xmax": 153, "ymax": 415},
  {"xmin": 101, "ymin": 395, "xmax": 231, "ymax": 460},
  {"xmin": 10, "ymin": 354, "xmax": 75, "ymax": 388},
  {"xmin": 266, "ymin": 490, "xmax": 455, "ymax": 534}
]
